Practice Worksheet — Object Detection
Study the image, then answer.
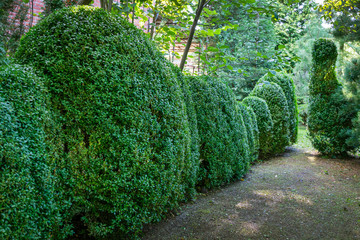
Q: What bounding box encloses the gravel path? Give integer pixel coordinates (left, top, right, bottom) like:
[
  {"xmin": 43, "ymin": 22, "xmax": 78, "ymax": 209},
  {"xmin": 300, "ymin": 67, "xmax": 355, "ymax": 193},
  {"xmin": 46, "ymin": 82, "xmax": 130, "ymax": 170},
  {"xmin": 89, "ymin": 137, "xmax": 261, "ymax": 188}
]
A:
[{"xmin": 142, "ymin": 148, "xmax": 360, "ymax": 240}]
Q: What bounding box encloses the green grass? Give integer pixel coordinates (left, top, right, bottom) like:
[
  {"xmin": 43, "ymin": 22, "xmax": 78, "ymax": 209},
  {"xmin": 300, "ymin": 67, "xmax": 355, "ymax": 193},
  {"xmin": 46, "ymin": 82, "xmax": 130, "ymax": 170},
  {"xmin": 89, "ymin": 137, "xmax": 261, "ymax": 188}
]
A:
[{"xmin": 293, "ymin": 125, "xmax": 315, "ymax": 150}]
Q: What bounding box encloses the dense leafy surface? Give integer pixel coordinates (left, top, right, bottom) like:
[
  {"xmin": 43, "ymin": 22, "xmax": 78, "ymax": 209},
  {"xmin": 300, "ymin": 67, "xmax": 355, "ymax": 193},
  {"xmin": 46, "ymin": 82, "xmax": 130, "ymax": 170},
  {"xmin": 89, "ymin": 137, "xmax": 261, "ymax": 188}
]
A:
[
  {"xmin": 188, "ymin": 76, "xmax": 250, "ymax": 188},
  {"xmin": 344, "ymin": 58, "xmax": 360, "ymax": 151},
  {"xmin": 242, "ymin": 96, "xmax": 273, "ymax": 158},
  {"xmin": 308, "ymin": 39, "xmax": 356, "ymax": 156},
  {"xmin": 0, "ymin": 64, "xmax": 56, "ymax": 239},
  {"xmin": 250, "ymin": 81, "xmax": 290, "ymax": 154},
  {"xmin": 15, "ymin": 6, "xmax": 195, "ymax": 238},
  {"xmin": 238, "ymin": 103, "xmax": 259, "ymax": 162},
  {"xmin": 258, "ymin": 72, "xmax": 298, "ymax": 143}
]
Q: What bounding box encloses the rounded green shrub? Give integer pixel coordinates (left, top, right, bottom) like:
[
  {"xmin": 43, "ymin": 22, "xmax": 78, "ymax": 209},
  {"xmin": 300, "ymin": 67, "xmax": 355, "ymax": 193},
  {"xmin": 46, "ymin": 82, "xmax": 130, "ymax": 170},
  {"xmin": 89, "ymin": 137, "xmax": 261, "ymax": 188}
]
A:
[
  {"xmin": 15, "ymin": 6, "xmax": 194, "ymax": 238},
  {"xmin": 188, "ymin": 76, "xmax": 250, "ymax": 188},
  {"xmin": 168, "ymin": 63, "xmax": 200, "ymax": 199},
  {"xmin": 250, "ymin": 81, "xmax": 290, "ymax": 154},
  {"xmin": 238, "ymin": 103, "xmax": 259, "ymax": 162},
  {"xmin": 258, "ymin": 72, "xmax": 298, "ymax": 144},
  {"xmin": 242, "ymin": 96, "xmax": 273, "ymax": 158},
  {"xmin": 308, "ymin": 39, "xmax": 357, "ymax": 156},
  {"xmin": 247, "ymin": 105, "xmax": 260, "ymax": 160},
  {"xmin": 0, "ymin": 64, "xmax": 57, "ymax": 239}
]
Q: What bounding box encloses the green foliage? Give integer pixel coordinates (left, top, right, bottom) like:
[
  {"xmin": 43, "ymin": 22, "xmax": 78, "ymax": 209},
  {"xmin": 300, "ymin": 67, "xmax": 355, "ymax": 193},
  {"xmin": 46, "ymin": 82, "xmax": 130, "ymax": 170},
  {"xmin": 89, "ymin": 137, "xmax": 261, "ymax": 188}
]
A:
[
  {"xmin": 292, "ymin": 17, "xmax": 332, "ymax": 100},
  {"xmin": 250, "ymin": 81, "xmax": 290, "ymax": 154},
  {"xmin": 344, "ymin": 58, "xmax": 360, "ymax": 151},
  {"xmin": 213, "ymin": 0, "xmax": 277, "ymax": 100},
  {"xmin": 15, "ymin": 6, "xmax": 195, "ymax": 238},
  {"xmin": 274, "ymin": 0, "xmax": 316, "ymax": 70},
  {"xmin": 242, "ymin": 96, "xmax": 273, "ymax": 158},
  {"xmin": 308, "ymin": 38, "xmax": 357, "ymax": 156},
  {"xmin": 0, "ymin": 64, "xmax": 57, "ymax": 239},
  {"xmin": 0, "ymin": 0, "xmax": 28, "ymax": 55},
  {"xmin": 168, "ymin": 63, "xmax": 200, "ymax": 199},
  {"xmin": 258, "ymin": 72, "xmax": 298, "ymax": 143},
  {"xmin": 238, "ymin": 103, "xmax": 259, "ymax": 162},
  {"xmin": 188, "ymin": 75, "xmax": 250, "ymax": 188}
]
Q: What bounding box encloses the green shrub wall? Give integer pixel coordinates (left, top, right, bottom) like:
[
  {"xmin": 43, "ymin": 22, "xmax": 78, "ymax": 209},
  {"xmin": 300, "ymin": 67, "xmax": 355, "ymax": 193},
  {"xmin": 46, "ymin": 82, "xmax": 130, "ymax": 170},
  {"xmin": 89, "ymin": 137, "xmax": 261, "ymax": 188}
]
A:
[
  {"xmin": 258, "ymin": 72, "xmax": 298, "ymax": 144},
  {"xmin": 242, "ymin": 96, "xmax": 273, "ymax": 158},
  {"xmin": 238, "ymin": 103, "xmax": 259, "ymax": 162},
  {"xmin": 0, "ymin": 64, "xmax": 57, "ymax": 239},
  {"xmin": 308, "ymin": 39, "xmax": 357, "ymax": 156},
  {"xmin": 15, "ymin": 6, "xmax": 195, "ymax": 238},
  {"xmin": 169, "ymin": 63, "xmax": 200, "ymax": 199},
  {"xmin": 250, "ymin": 81, "xmax": 290, "ymax": 154},
  {"xmin": 188, "ymin": 76, "xmax": 250, "ymax": 188},
  {"xmin": 247, "ymin": 105, "xmax": 260, "ymax": 160}
]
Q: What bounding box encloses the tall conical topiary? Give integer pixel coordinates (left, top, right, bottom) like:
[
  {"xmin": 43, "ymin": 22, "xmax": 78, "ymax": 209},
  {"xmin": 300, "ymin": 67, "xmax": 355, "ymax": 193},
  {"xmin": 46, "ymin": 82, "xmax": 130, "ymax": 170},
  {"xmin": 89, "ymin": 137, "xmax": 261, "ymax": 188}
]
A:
[
  {"xmin": 308, "ymin": 38, "xmax": 356, "ymax": 155},
  {"xmin": 15, "ymin": 6, "xmax": 195, "ymax": 238}
]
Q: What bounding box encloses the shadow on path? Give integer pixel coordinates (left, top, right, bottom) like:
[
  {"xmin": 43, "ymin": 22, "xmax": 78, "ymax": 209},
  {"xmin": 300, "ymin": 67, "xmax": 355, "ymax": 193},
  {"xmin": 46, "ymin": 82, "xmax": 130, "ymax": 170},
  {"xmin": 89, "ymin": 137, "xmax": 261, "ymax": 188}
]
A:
[{"xmin": 142, "ymin": 148, "xmax": 360, "ymax": 240}]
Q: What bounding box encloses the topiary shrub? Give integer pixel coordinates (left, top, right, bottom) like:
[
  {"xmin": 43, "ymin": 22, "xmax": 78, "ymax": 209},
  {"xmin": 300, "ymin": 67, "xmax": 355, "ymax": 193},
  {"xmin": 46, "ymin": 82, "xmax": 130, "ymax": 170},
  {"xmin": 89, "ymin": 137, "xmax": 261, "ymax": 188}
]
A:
[
  {"xmin": 258, "ymin": 72, "xmax": 298, "ymax": 144},
  {"xmin": 0, "ymin": 64, "xmax": 58, "ymax": 239},
  {"xmin": 308, "ymin": 39, "xmax": 357, "ymax": 156},
  {"xmin": 242, "ymin": 96, "xmax": 273, "ymax": 158},
  {"xmin": 344, "ymin": 58, "xmax": 360, "ymax": 151},
  {"xmin": 250, "ymin": 81, "xmax": 290, "ymax": 154},
  {"xmin": 15, "ymin": 6, "xmax": 195, "ymax": 238},
  {"xmin": 247, "ymin": 105, "xmax": 260, "ymax": 160},
  {"xmin": 188, "ymin": 75, "xmax": 250, "ymax": 189},
  {"xmin": 168, "ymin": 63, "xmax": 200, "ymax": 199},
  {"xmin": 238, "ymin": 103, "xmax": 259, "ymax": 162}
]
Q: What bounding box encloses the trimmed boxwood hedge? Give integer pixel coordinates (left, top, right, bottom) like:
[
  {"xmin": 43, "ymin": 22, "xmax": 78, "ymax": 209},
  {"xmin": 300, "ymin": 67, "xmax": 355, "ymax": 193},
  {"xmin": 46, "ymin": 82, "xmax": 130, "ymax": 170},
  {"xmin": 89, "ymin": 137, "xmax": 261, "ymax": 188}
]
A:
[
  {"xmin": 0, "ymin": 64, "xmax": 57, "ymax": 239},
  {"xmin": 242, "ymin": 96, "xmax": 273, "ymax": 158},
  {"xmin": 250, "ymin": 81, "xmax": 290, "ymax": 154},
  {"xmin": 238, "ymin": 103, "xmax": 259, "ymax": 162},
  {"xmin": 247, "ymin": 105, "xmax": 260, "ymax": 160},
  {"xmin": 15, "ymin": 6, "xmax": 195, "ymax": 238},
  {"xmin": 258, "ymin": 72, "xmax": 298, "ymax": 144},
  {"xmin": 188, "ymin": 76, "xmax": 250, "ymax": 188},
  {"xmin": 308, "ymin": 39, "xmax": 356, "ymax": 155},
  {"xmin": 168, "ymin": 63, "xmax": 200, "ymax": 199}
]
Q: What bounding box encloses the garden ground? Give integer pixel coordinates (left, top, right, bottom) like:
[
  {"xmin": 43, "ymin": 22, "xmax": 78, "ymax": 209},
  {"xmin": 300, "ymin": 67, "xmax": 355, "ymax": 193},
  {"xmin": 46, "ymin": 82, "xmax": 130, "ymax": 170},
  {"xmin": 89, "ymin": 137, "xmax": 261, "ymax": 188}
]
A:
[{"xmin": 142, "ymin": 126, "xmax": 360, "ymax": 239}]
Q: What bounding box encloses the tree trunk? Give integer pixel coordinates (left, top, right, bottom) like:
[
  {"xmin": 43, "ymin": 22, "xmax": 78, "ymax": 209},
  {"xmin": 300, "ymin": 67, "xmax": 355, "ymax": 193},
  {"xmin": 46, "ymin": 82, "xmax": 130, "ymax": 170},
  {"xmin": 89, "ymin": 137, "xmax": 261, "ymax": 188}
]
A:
[{"xmin": 179, "ymin": 0, "xmax": 209, "ymax": 71}]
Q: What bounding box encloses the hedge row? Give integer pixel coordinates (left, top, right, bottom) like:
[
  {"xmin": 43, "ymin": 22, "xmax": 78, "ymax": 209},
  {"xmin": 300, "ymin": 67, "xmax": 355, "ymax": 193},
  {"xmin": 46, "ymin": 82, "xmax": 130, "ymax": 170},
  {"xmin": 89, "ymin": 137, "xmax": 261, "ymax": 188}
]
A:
[
  {"xmin": 242, "ymin": 71, "xmax": 298, "ymax": 158},
  {"xmin": 0, "ymin": 64, "xmax": 58, "ymax": 239},
  {"xmin": 1, "ymin": 6, "xmax": 297, "ymax": 239}
]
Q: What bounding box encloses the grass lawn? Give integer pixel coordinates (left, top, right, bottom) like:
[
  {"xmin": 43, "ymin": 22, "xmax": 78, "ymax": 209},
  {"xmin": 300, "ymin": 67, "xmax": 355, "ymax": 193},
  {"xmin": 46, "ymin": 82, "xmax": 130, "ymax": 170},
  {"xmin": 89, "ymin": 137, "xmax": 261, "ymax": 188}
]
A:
[{"xmin": 293, "ymin": 124, "xmax": 314, "ymax": 151}]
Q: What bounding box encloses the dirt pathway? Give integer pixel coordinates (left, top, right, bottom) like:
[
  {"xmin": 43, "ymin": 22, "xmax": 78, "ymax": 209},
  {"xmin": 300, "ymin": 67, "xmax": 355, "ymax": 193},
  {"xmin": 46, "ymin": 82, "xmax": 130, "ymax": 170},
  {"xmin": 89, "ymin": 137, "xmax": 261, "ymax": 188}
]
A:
[{"xmin": 142, "ymin": 148, "xmax": 360, "ymax": 240}]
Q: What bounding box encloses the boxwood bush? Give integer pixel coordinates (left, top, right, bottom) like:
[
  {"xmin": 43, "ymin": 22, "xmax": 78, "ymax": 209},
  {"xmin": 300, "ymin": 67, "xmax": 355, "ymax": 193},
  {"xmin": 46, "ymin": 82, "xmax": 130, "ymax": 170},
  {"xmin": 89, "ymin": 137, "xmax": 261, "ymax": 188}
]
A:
[
  {"xmin": 188, "ymin": 76, "xmax": 250, "ymax": 188},
  {"xmin": 247, "ymin": 105, "xmax": 260, "ymax": 160},
  {"xmin": 15, "ymin": 6, "xmax": 195, "ymax": 238},
  {"xmin": 308, "ymin": 39, "xmax": 357, "ymax": 156},
  {"xmin": 238, "ymin": 103, "xmax": 259, "ymax": 162},
  {"xmin": 242, "ymin": 96, "xmax": 273, "ymax": 158},
  {"xmin": 250, "ymin": 81, "xmax": 290, "ymax": 154},
  {"xmin": 0, "ymin": 64, "xmax": 58, "ymax": 239},
  {"xmin": 258, "ymin": 72, "xmax": 298, "ymax": 144},
  {"xmin": 168, "ymin": 63, "xmax": 200, "ymax": 199}
]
